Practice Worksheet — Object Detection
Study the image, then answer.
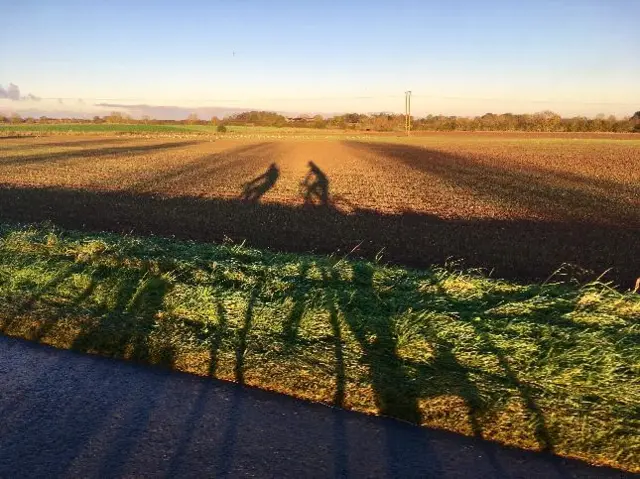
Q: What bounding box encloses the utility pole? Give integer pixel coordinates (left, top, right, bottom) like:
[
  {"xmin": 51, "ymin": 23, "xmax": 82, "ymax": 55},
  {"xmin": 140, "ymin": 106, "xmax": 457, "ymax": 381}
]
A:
[{"xmin": 405, "ymin": 90, "xmax": 412, "ymax": 136}]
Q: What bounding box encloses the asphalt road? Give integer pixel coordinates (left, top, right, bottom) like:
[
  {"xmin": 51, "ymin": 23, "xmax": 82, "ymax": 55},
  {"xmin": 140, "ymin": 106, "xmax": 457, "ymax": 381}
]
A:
[{"xmin": 0, "ymin": 336, "xmax": 631, "ymax": 478}]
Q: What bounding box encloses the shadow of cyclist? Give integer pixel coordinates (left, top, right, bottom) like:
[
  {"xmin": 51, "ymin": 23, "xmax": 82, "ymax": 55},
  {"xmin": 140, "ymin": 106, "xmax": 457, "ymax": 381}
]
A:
[
  {"xmin": 302, "ymin": 161, "xmax": 329, "ymax": 206},
  {"xmin": 241, "ymin": 163, "xmax": 280, "ymax": 203}
]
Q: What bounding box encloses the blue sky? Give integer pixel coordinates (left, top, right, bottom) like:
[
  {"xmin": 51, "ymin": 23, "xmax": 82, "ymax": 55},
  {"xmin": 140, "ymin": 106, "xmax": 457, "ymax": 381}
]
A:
[{"xmin": 1, "ymin": 0, "xmax": 639, "ymax": 118}]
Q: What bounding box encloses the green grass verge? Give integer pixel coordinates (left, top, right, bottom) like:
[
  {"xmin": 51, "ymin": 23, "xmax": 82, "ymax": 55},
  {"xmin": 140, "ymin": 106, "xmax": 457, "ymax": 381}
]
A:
[{"xmin": 0, "ymin": 224, "xmax": 638, "ymax": 471}]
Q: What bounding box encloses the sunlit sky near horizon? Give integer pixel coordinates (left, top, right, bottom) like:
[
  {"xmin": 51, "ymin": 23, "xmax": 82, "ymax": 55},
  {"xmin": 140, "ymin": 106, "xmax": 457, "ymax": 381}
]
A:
[{"xmin": 1, "ymin": 0, "xmax": 639, "ymax": 119}]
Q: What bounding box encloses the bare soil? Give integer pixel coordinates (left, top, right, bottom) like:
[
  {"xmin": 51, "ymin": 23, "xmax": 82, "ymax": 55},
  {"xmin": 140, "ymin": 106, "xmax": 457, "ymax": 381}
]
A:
[{"xmin": 1, "ymin": 134, "xmax": 638, "ymax": 286}]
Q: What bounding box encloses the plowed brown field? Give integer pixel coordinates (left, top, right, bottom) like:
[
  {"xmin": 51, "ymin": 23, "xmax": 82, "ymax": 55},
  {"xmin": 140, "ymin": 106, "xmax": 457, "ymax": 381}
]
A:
[{"xmin": 1, "ymin": 134, "xmax": 639, "ymax": 286}]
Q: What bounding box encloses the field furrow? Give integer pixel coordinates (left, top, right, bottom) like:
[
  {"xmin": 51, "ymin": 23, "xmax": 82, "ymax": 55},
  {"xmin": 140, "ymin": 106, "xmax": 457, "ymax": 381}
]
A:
[{"xmin": 0, "ymin": 134, "xmax": 638, "ymax": 286}]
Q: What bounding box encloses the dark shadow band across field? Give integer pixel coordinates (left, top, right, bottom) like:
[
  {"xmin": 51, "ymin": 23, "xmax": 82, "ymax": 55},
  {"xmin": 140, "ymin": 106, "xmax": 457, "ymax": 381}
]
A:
[
  {"xmin": 0, "ymin": 183, "xmax": 638, "ymax": 286},
  {"xmin": 344, "ymin": 141, "xmax": 640, "ymax": 226},
  {"xmin": 0, "ymin": 137, "xmax": 133, "ymax": 151},
  {"xmin": 126, "ymin": 142, "xmax": 274, "ymax": 191},
  {"xmin": 0, "ymin": 140, "xmax": 203, "ymax": 167}
]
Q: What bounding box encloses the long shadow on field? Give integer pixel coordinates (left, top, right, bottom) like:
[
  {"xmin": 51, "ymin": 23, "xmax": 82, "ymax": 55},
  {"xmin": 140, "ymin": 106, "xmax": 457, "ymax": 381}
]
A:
[
  {"xmin": 0, "ymin": 137, "xmax": 132, "ymax": 151},
  {"xmin": 0, "ymin": 140, "xmax": 201, "ymax": 167},
  {"xmin": 240, "ymin": 163, "xmax": 280, "ymax": 203},
  {"xmin": 1, "ymin": 184, "xmax": 638, "ymax": 287},
  {"xmin": 128, "ymin": 142, "xmax": 274, "ymax": 191},
  {"xmin": 343, "ymin": 141, "xmax": 640, "ymax": 226},
  {"xmin": 302, "ymin": 161, "xmax": 330, "ymax": 206}
]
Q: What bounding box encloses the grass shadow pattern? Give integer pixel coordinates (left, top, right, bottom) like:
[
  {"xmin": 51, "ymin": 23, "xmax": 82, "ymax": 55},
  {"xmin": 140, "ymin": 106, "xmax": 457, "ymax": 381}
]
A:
[{"xmin": 2, "ymin": 225, "xmax": 638, "ymax": 471}]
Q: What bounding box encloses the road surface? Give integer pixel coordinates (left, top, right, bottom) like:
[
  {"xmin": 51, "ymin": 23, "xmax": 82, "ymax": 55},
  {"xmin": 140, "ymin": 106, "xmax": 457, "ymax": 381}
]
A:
[{"xmin": 0, "ymin": 336, "xmax": 630, "ymax": 478}]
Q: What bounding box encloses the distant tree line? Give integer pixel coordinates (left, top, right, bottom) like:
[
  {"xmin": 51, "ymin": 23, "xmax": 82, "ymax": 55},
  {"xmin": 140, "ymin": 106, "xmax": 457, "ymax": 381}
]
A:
[
  {"xmin": 322, "ymin": 110, "xmax": 640, "ymax": 132},
  {"xmin": 2, "ymin": 110, "xmax": 639, "ymax": 133}
]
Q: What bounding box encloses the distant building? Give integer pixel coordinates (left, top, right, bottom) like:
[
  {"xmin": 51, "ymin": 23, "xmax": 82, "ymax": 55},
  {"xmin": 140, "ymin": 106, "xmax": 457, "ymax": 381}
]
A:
[{"xmin": 286, "ymin": 116, "xmax": 314, "ymax": 123}]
